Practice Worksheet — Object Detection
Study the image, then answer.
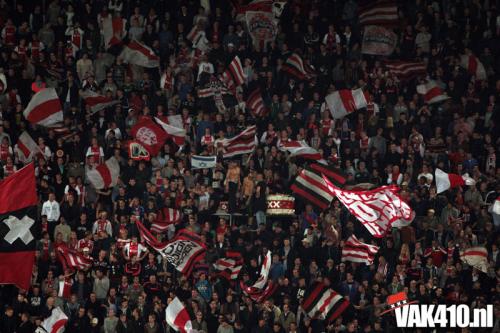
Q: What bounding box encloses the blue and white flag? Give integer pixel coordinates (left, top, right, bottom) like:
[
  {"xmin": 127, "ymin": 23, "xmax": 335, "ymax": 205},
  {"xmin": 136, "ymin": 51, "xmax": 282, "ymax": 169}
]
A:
[{"xmin": 191, "ymin": 155, "xmax": 217, "ymax": 169}]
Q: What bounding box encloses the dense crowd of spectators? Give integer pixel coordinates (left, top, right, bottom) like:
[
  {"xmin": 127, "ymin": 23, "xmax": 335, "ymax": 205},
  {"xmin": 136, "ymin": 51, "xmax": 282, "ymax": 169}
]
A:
[{"xmin": 0, "ymin": 0, "xmax": 500, "ymax": 332}]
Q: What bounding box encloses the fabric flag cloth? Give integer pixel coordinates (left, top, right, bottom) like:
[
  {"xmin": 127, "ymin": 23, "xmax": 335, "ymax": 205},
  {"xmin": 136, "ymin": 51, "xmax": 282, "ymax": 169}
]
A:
[
  {"xmin": 56, "ymin": 243, "xmax": 93, "ymax": 272},
  {"xmin": 221, "ymin": 56, "xmax": 246, "ymax": 91},
  {"xmin": 0, "ymin": 73, "xmax": 7, "ymax": 94},
  {"xmin": 342, "ymin": 235, "xmax": 379, "ymax": 265},
  {"xmin": 460, "ymin": 247, "xmax": 489, "ymax": 273},
  {"xmin": 385, "ymin": 60, "xmax": 427, "ymax": 81},
  {"xmin": 245, "ymin": 11, "xmax": 278, "ymax": 50},
  {"xmin": 0, "ymin": 164, "xmax": 38, "ymax": 290},
  {"xmin": 301, "ymin": 283, "xmax": 350, "ymax": 323},
  {"xmin": 324, "ymin": 180, "xmax": 415, "ymax": 238},
  {"xmin": 131, "ymin": 118, "xmax": 169, "ymax": 156},
  {"xmin": 187, "ymin": 25, "xmax": 210, "ymax": 52},
  {"xmin": 282, "ymin": 53, "xmax": 315, "ymax": 81},
  {"xmin": 416, "ymin": 81, "xmax": 450, "ymax": 104},
  {"xmin": 434, "ymin": 168, "xmax": 476, "ymax": 194},
  {"xmin": 154, "ymin": 117, "xmax": 186, "ymax": 147},
  {"xmin": 102, "ymin": 16, "xmax": 127, "ymax": 49},
  {"xmin": 278, "ymin": 140, "xmax": 323, "ymax": 161},
  {"xmin": 16, "ymin": 131, "xmax": 42, "ymax": 162},
  {"xmin": 81, "ymin": 90, "xmax": 119, "ymax": 115},
  {"xmin": 222, "ymin": 126, "xmax": 257, "ymax": 158},
  {"xmin": 120, "ymin": 41, "xmax": 160, "ymax": 68},
  {"xmin": 361, "ymin": 25, "xmax": 397, "ymax": 56},
  {"xmin": 87, "ymin": 157, "xmax": 120, "ymax": 190},
  {"xmin": 23, "ymin": 88, "xmax": 63, "ymax": 127},
  {"xmin": 358, "ymin": 0, "xmax": 399, "ymax": 26},
  {"xmin": 197, "ymin": 76, "xmax": 237, "ymax": 113},
  {"xmin": 213, "ymin": 251, "xmax": 244, "ymax": 280},
  {"xmin": 246, "ymin": 87, "xmax": 268, "ymax": 117},
  {"xmin": 492, "ymin": 196, "xmax": 500, "ymax": 215},
  {"xmin": 291, "ymin": 163, "xmax": 347, "ymax": 210},
  {"xmin": 325, "ymin": 88, "xmax": 369, "ymax": 119},
  {"xmin": 460, "ymin": 54, "xmax": 487, "ymax": 81},
  {"xmin": 240, "ymin": 250, "xmax": 277, "ymax": 302},
  {"xmin": 234, "ymin": 0, "xmax": 286, "ymax": 19},
  {"xmin": 138, "ymin": 222, "xmax": 206, "ymax": 276},
  {"xmin": 165, "ymin": 297, "xmax": 194, "ymax": 333},
  {"xmin": 36, "ymin": 307, "xmax": 68, "ymax": 333},
  {"xmin": 191, "ymin": 155, "xmax": 217, "ymax": 169},
  {"xmin": 266, "ymin": 194, "xmax": 295, "ymax": 215},
  {"xmin": 151, "ymin": 208, "xmax": 182, "ymax": 233}
]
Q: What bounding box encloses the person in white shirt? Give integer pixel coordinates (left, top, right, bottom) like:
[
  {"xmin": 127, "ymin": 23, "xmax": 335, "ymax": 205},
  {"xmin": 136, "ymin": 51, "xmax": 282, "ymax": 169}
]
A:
[{"xmin": 41, "ymin": 193, "xmax": 60, "ymax": 240}]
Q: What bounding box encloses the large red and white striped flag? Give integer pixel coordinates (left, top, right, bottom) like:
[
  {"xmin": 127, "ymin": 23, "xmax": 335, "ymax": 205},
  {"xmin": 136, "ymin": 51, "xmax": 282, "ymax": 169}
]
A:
[
  {"xmin": 81, "ymin": 90, "xmax": 119, "ymax": 115},
  {"xmin": 385, "ymin": 60, "xmax": 427, "ymax": 81},
  {"xmin": 213, "ymin": 251, "xmax": 244, "ymax": 280},
  {"xmin": 342, "ymin": 235, "xmax": 379, "ymax": 265},
  {"xmin": 36, "ymin": 307, "xmax": 68, "ymax": 333},
  {"xmin": 221, "ymin": 56, "xmax": 246, "ymax": 91},
  {"xmin": 240, "ymin": 251, "xmax": 277, "ymax": 302},
  {"xmin": 222, "ymin": 125, "xmax": 257, "ymax": 158},
  {"xmin": 16, "ymin": 131, "xmax": 42, "ymax": 162},
  {"xmin": 155, "ymin": 117, "xmax": 186, "ymax": 147},
  {"xmin": 359, "ymin": 0, "xmax": 398, "ymax": 26},
  {"xmin": 234, "ymin": 0, "xmax": 286, "ymax": 20},
  {"xmin": 165, "ymin": 297, "xmax": 194, "ymax": 333},
  {"xmin": 151, "ymin": 208, "xmax": 182, "ymax": 233},
  {"xmin": 120, "ymin": 41, "xmax": 160, "ymax": 68},
  {"xmin": 460, "ymin": 247, "xmax": 488, "ymax": 273},
  {"xmin": 282, "ymin": 53, "xmax": 315, "ymax": 81},
  {"xmin": 246, "ymin": 87, "xmax": 268, "ymax": 117},
  {"xmin": 435, "ymin": 168, "xmax": 475, "ymax": 194},
  {"xmin": 416, "ymin": 80, "xmax": 450, "ymax": 104},
  {"xmin": 23, "ymin": 88, "xmax": 63, "ymax": 127},
  {"xmin": 301, "ymin": 283, "xmax": 349, "ymax": 323},
  {"xmin": 87, "ymin": 157, "xmax": 120, "ymax": 190},
  {"xmin": 325, "ymin": 88, "xmax": 369, "ymax": 119},
  {"xmin": 131, "ymin": 118, "xmax": 169, "ymax": 156},
  {"xmin": 56, "ymin": 244, "xmax": 93, "ymax": 271},
  {"xmin": 460, "ymin": 54, "xmax": 487, "ymax": 81},
  {"xmin": 102, "ymin": 16, "xmax": 127, "ymax": 49},
  {"xmin": 324, "ymin": 178, "xmax": 415, "ymax": 238},
  {"xmin": 278, "ymin": 140, "xmax": 323, "ymax": 161}
]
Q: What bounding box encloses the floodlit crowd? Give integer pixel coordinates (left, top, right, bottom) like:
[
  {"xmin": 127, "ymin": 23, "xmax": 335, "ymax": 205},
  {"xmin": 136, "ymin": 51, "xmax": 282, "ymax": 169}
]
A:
[{"xmin": 0, "ymin": 0, "xmax": 500, "ymax": 332}]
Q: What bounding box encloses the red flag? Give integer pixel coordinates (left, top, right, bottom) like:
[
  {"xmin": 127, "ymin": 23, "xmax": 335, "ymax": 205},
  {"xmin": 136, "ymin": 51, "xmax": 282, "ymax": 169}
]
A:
[
  {"xmin": 342, "ymin": 235, "xmax": 379, "ymax": 264},
  {"xmin": 81, "ymin": 90, "xmax": 119, "ymax": 115},
  {"xmin": 56, "ymin": 243, "xmax": 93, "ymax": 271},
  {"xmin": 165, "ymin": 297, "xmax": 194, "ymax": 333},
  {"xmin": 325, "ymin": 88, "xmax": 370, "ymax": 119},
  {"xmin": 155, "ymin": 117, "xmax": 186, "ymax": 146},
  {"xmin": 131, "ymin": 118, "xmax": 168, "ymax": 156},
  {"xmin": 87, "ymin": 157, "xmax": 120, "ymax": 189},
  {"xmin": 150, "ymin": 208, "xmax": 182, "ymax": 233},
  {"xmin": 23, "ymin": 88, "xmax": 63, "ymax": 127},
  {"xmin": 0, "ymin": 164, "xmax": 38, "ymax": 290},
  {"xmin": 120, "ymin": 41, "xmax": 159, "ymax": 68}
]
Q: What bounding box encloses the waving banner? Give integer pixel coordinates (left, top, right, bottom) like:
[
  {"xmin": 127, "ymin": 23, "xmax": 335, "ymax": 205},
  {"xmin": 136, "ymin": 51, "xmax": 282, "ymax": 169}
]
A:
[
  {"xmin": 246, "ymin": 11, "xmax": 278, "ymax": 49},
  {"xmin": 361, "ymin": 25, "xmax": 397, "ymax": 56}
]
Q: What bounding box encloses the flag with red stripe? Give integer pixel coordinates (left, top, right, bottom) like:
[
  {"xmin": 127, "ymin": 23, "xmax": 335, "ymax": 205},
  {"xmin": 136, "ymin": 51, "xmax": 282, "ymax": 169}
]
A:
[
  {"xmin": 282, "ymin": 53, "xmax": 315, "ymax": 81},
  {"xmin": 460, "ymin": 247, "xmax": 488, "ymax": 273},
  {"xmin": 278, "ymin": 140, "xmax": 323, "ymax": 161},
  {"xmin": 165, "ymin": 297, "xmax": 194, "ymax": 333},
  {"xmin": 342, "ymin": 235, "xmax": 379, "ymax": 265},
  {"xmin": 221, "ymin": 56, "xmax": 246, "ymax": 91},
  {"xmin": 460, "ymin": 54, "xmax": 487, "ymax": 81},
  {"xmin": 23, "ymin": 88, "xmax": 63, "ymax": 127},
  {"xmin": 87, "ymin": 157, "xmax": 120, "ymax": 190},
  {"xmin": 325, "ymin": 88, "xmax": 369, "ymax": 119},
  {"xmin": 416, "ymin": 80, "xmax": 450, "ymax": 104},
  {"xmin": 16, "ymin": 131, "xmax": 42, "ymax": 162},
  {"xmin": 385, "ymin": 60, "xmax": 427, "ymax": 81},
  {"xmin": 222, "ymin": 125, "xmax": 257, "ymax": 158},
  {"xmin": 213, "ymin": 251, "xmax": 243, "ymax": 280},
  {"xmin": 131, "ymin": 118, "xmax": 169, "ymax": 156},
  {"xmin": 246, "ymin": 87, "xmax": 268, "ymax": 117},
  {"xmin": 359, "ymin": 0, "xmax": 398, "ymax": 26},
  {"xmin": 301, "ymin": 283, "xmax": 349, "ymax": 323},
  {"xmin": 81, "ymin": 90, "xmax": 119, "ymax": 115},
  {"xmin": 151, "ymin": 208, "xmax": 182, "ymax": 233},
  {"xmin": 56, "ymin": 243, "xmax": 93, "ymax": 272},
  {"xmin": 155, "ymin": 117, "xmax": 186, "ymax": 147},
  {"xmin": 120, "ymin": 41, "xmax": 160, "ymax": 68},
  {"xmin": 240, "ymin": 251, "xmax": 277, "ymax": 301},
  {"xmin": 102, "ymin": 16, "xmax": 127, "ymax": 49},
  {"xmin": 37, "ymin": 307, "xmax": 68, "ymax": 333}
]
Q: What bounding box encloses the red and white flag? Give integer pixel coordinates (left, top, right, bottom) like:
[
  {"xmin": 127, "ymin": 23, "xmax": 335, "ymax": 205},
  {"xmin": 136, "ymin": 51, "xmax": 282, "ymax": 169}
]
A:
[
  {"xmin": 81, "ymin": 90, "xmax": 119, "ymax": 115},
  {"xmin": 16, "ymin": 131, "xmax": 42, "ymax": 162},
  {"xmin": 37, "ymin": 307, "xmax": 68, "ymax": 333},
  {"xmin": 102, "ymin": 16, "xmax": 127, "ymax": 49},
  {"xmin": 213, "ymin": 251, "xmax": 244, "ymax": 280},
  {"xmin": 131, "ymin": 118, "xmax": 169, "ymax": 156},
  {"xmin": 165, "ymin": 297, "xmax": 193, "ymax": 333},
  {"xmin": 460, "ymin": 247, "xmax": 488, "ymax": 273},
  {"xmin": 460, "ymin": 54, "xmax": 487, "ymax": 81},
  {"xmin": 246, "ymin": 87, "xmax": 268, "ymax": 117},
  {"xmin": 155, "ymin": 117, "xmax": 186, "ymax": 147},
  {"xmin": 359, "ymin": 0, "xmax": 399, "ymax": 26},
  {"xmin": 325, "ymin": 88, "xmax": 369, "ymax": 119},
  {"xmin": 56, "ymin": 244, "xmax": 93, "ymax": 271},
  {"xmin": 416, "ymin": 81, "xmax": 450, "ymax": 104},
  {"xmin": 23, "ymin": 88, "xmax": 63, "ymax": 127},
  {"xmin": 221, "ymin": 56, "xmax": 246, "ymax": 91},
  {"xmin": 492, "ymin": 196, "xmax": 500, "ymax": 215},
  {"xmin": 282, "ymin": 53, "xmax": 315, "ymax": 81},
  {"xmin": 120, "ymin": 41, "xmax": 160, "ymax": 68},
  {"xmin": 187, "ymin": 25, "xmax": 210, "ymax": 52},
  {"xmin": 240, "ymin": 251, "xmax": 277, "ymax": 302},
  {"xmin": 222, "ymin": 125, "xmax": 257, "ymax": 158},
  {"xmin": 435, "ymin": 168, "xmax": 475, "ymax": 194},
  {"xmin": 361, "ymin": 25, "xmax": 397, "ymax": 56},
  {"xmin": 301, "ymin": 283, "xmax": 349, "ymax": 323},
  {"xmin": 234, "ymin": 0, "xmax": 286, "ymax": 20},
  {"xmin": 342, "ymin": 235, "xmax": 379, "ymax": 265},
  {"xmin": 324, "ymin": 178, "xmax": 415, "ymax": 238},
  {"xmin": 87, "ymin": 157, "xmax": 120, "ymax": 189},
  {"xmin": 278, "ymin": 140, "xmax": 323, "ymax": 161},
  {"xmin": 385, "ymin": 60, "xmax": 427, "ymax": 81},
  {"xmin": 151, "ymin": 208, "xmax": 182, "ymax": 233}
]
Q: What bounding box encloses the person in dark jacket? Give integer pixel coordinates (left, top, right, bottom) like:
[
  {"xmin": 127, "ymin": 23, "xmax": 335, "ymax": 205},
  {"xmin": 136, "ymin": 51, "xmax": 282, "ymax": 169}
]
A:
[
  {"xmin": 116, "ymin": 313, "xmax": 134, "ymax": 333},
  {"xmin": 17, "ymin": 312, "xmax": 35, "ymax": 333}
]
